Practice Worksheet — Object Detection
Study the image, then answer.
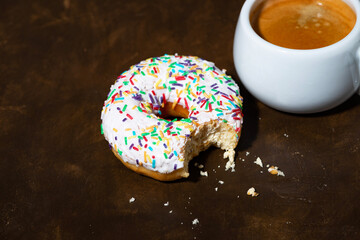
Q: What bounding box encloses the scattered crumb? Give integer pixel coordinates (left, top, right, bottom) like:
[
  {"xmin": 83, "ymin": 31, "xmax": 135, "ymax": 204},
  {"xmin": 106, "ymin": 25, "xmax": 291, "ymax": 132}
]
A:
[
  {"xmin": 260, "ymin": 170, "xmax": 263, "ymax": 174},
  {"xmin": 198, "ymin": 164, "xmax": 204, "ymax": 169},
  {"xmin": 284, "ymin": 133, "xmax": 289, "ymax": 137},
  {"xmin": 164, "ymin": 201, "xmax": 169, "ymax": 206},
  {"xmin": 192, "ymin": 218, "xmax": 199, "ymax": 225},
  {"xmin": 218, "ymin": 180, "xmax": 224, "ymax": 184},
  {"xmin": 277, "ymin": 170, "xmax": 285, "ymax": 177},
  {"xmin": 215, "ymin": 187, "xmax": 218, "ymax": 192},
  {"xmin": 247, "ymin": 187, "xmax": 259, "ymax": 197},
  {"xmin": 254, "ymin": 157, "xmax": 263, "ymax": 168},
  {"xmin": 246, "ymin": 152, "xmax": 250, "ymax": 156},
  {"xmin": 200, "ymin": 170, "xmax": 208, "ymax": 177},
  {"xmin": 129, "ymin": 197, "xmax": 135, "ymax": 203},
  {"xmin": 268, "ymin": 166, "xmax": 278, "ymax": 175},
  {"xmin": 194, "ymin": 162, "xmax": 198, "ymax": 167},
  {"xmin": 218, "ymin": 165, "xmax": 220, "ymax": 168},
  {"xmin": 225, "ymin": 159, "xmax": 236, "ymax": 172},
  {"xmin": 266, "ymin": 164, "xmax": 270, "ymax": 168},
  {"xmin": 224, "ymin": 149, "xmax": 236, "ymax": 172},
  {"xmin": 268, "ymin": 166, "xmax": 285, "ymax": 177},
  {"xmin": 169, "ymin": 210, "xmax": 173, "ymax": 213}
]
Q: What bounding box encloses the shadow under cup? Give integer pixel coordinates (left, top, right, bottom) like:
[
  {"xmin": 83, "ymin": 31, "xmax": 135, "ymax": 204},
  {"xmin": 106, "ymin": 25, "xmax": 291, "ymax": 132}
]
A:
[{"xmin": 233, "ymin": 0, "xmax": 360, "ymax": 113}]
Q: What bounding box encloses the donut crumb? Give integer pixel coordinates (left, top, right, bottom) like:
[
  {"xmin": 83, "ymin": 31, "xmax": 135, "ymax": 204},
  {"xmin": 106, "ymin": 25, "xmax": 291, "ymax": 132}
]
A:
[
  {"xmin": 254, "ymin": 157, "xmax": 263, "ymax": 168},
  {"xmin": 192, "ymin": 218, "xmax": 200, "ymax": 225},
  {"xmin": 247, "ymin": 187, "xmax": 259, "ymax": 197},
  {"xmin": 268, "ymin": 166, "xmax": 285, "ymax": 177},
  {"xmin": 200, "ymin": 170, "xmax": 208, "ymax": 177}
]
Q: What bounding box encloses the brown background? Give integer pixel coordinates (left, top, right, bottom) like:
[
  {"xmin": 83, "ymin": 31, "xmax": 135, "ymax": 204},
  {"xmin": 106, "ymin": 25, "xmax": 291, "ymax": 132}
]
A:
[{"xmin": 1, "ymin": 0, "xmax": 360, "ymax": 239}]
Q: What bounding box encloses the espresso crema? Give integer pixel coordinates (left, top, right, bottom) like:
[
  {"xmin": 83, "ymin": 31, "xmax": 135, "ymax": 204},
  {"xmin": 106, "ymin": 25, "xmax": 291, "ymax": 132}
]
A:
[{"xmin": 251, "ymin": 0, "xmax": 356, "ymax": 49}]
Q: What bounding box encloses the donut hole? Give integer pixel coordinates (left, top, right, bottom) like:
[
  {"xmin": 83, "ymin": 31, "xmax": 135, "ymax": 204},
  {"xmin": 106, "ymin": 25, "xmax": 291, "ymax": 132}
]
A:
[{"xmin": 157, "ymin": 102, "xmax": 189, "ymax": 121}]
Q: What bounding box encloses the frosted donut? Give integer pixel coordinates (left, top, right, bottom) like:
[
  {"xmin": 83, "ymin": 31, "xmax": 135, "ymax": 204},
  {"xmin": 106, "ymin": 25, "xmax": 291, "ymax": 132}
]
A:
[{"xmin": 101, "ymin": 55, "xmax": 243, "ymax": 181}]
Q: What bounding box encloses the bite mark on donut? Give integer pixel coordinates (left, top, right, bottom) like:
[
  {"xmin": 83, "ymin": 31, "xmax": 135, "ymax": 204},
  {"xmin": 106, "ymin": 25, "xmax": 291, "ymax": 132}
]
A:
[
  {"xmin": 156, "ymin": 103, "xmax": 239, "ymax": 176},
  {"xmin": 181, "ymin": 120, "xmax": 240, "ymax": 178}
]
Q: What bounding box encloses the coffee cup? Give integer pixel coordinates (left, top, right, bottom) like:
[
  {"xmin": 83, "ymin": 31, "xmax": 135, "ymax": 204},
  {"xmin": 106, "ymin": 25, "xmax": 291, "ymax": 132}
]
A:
[{"xmin": 233, "ymin": 0, "xmax": 360, "ymax": 113}]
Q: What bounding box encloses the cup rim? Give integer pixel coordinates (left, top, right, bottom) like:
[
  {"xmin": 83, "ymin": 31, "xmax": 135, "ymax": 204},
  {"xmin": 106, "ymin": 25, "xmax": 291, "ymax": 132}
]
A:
[{"xmin": 241, "ymin": 0, "xmax": 360, "ymax": 54}]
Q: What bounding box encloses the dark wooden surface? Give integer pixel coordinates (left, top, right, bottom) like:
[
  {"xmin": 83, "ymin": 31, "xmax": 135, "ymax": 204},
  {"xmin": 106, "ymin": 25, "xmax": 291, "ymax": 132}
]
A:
[{"xmin": 1, "ymin": 0, "xmax": 360, "ymax": 239}]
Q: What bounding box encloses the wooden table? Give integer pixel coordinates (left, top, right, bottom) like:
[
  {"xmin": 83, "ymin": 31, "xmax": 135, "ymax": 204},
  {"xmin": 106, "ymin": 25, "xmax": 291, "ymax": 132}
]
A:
[{"xmin": 1, "ymin": 0, "xmax": 359, "ymax": 239}]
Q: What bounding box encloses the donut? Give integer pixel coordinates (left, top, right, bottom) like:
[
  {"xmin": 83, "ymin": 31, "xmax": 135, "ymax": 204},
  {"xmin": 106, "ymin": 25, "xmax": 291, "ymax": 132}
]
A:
[{"xmin": 101, "ymin": 54, "xmax": 243, "ymax": 181}]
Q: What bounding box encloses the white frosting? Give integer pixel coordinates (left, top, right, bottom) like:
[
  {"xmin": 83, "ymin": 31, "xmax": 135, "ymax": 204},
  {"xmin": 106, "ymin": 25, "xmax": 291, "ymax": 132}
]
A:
[{"xmin": 101, "ymin": 55, "xmax": 243, "ymax": 174}]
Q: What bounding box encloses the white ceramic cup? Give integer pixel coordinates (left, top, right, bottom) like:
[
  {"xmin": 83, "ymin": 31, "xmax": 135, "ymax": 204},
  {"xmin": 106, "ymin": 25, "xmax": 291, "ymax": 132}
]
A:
[{"xmin": 233, "ymin": 0, "xmax": 360, "ymax": 113}]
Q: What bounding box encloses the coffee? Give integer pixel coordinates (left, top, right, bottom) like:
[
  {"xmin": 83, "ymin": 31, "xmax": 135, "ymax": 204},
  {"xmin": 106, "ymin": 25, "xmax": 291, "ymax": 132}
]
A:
[{"xmin": 251, "ymin": 0, "xmax": 356, "ymax": 49}]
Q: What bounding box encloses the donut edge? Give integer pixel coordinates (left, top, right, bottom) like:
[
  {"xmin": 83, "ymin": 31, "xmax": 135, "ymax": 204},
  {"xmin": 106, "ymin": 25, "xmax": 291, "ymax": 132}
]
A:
[
  {"xmin": 110, "ymin": 119, "xmax": 241, "ymax": 181},
  {"xmin": 111, "ymin": 148, "xmax": 189, "ymax": 181}
]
